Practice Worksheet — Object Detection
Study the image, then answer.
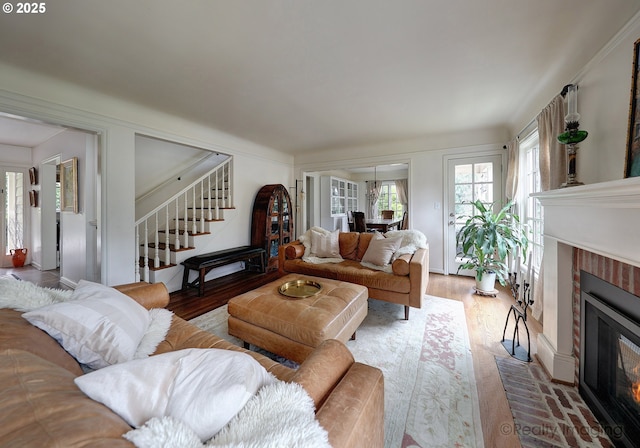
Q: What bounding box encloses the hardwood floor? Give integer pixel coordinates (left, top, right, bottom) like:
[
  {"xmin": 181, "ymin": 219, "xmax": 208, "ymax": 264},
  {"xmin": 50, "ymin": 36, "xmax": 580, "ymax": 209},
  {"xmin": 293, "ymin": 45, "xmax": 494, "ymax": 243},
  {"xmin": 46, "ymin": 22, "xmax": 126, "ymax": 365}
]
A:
[{"xmin": 4, "ymin": 266, "xmax": 540, "ymax": 447}]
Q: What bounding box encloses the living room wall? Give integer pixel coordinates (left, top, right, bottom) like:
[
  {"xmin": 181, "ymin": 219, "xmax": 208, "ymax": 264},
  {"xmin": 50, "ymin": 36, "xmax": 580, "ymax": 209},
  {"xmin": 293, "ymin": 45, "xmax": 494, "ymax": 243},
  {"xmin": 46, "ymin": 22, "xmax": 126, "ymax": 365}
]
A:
[{"xmin": 0, "ymin": 63, "xmax": 294, "ymax": 286}]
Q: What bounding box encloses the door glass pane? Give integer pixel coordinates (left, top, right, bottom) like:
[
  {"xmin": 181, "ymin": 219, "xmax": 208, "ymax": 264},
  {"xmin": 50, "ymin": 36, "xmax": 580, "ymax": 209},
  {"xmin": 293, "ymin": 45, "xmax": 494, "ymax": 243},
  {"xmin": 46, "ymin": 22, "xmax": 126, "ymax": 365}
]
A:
[
  {"xmin": 5, "ymin": 171, "xmax": 25, "ymax": 254},
  {"xmin": 474, "ymin": 183, "xmax": 493, "ymax": 204},
  {"xmin": 455, "ymin": 164, "xmax": 472, "ymax": 183},
  {"xmin": 455, "ymin": 184, "xmax": 472, "ymax": 203},
  {"xmin": 474, "ymin": 163, "xmax": 493, "ymax": 182}
]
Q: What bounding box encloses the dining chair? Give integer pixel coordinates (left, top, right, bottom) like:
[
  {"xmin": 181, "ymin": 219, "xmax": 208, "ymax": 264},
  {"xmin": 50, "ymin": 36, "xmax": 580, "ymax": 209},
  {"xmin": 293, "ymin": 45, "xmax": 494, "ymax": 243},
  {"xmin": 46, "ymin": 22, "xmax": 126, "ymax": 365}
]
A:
[
  {"xmin": 381, "ymin": 210, "xmax": 394, "ymax": 219},
  {"xmin": 400, "ymin": 210, "xmax": 408, "ymax": 230},
  {"xmin": 353, "ymin": 211, "xmax": 367, "ymax": 233}
]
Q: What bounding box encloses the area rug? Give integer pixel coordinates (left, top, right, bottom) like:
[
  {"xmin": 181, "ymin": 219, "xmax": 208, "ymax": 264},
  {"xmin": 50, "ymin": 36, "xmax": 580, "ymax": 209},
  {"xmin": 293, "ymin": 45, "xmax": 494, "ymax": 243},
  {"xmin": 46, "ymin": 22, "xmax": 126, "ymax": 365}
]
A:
[{"xmin": 190, "ymin": 296, "xmax": 484, "ymax": 448}]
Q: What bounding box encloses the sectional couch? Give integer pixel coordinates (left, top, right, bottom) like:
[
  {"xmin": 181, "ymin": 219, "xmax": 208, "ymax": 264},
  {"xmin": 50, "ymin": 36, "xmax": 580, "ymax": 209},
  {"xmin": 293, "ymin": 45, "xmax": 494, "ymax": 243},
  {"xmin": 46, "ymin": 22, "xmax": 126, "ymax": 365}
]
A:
[
  {"xmin": 0, "ymin": 281, "xmax": 384, "ymax": 447},
  {"xmin": 279, "ymin": 230, "xmax": 429, "ymax": 319}
]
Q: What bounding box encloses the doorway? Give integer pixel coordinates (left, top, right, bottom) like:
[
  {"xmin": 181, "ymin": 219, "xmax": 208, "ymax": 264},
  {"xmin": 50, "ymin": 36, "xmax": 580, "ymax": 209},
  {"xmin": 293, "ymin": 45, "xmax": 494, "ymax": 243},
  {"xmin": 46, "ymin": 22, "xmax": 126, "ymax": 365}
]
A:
[
  {"xmin": 446, "ymin": 154, "xmax": 503, "ymax": 275},
  {"xmin": 1, "ymin": 166, "xmax": 27, "ymax": 268}
]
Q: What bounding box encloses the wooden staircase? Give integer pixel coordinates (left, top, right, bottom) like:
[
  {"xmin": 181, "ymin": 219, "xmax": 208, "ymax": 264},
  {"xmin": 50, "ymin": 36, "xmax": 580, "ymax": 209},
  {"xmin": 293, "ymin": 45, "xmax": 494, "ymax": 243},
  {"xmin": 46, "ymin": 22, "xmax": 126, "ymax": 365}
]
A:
[{"xmin": 135, "ymin": 157, "xmax": 236, "ymax": 292}]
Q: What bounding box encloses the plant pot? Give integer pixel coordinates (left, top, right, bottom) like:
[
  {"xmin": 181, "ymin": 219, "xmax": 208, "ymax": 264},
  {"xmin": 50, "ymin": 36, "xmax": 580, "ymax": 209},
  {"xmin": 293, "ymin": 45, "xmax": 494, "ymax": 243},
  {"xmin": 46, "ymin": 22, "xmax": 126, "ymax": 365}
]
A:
[
  {"xmin": 475, "ymin": 271, "xmax": 496, "ymax": 293},
  {"xmin": 10, "ymin": 248, "xmax": 27, "ymax": 268}
]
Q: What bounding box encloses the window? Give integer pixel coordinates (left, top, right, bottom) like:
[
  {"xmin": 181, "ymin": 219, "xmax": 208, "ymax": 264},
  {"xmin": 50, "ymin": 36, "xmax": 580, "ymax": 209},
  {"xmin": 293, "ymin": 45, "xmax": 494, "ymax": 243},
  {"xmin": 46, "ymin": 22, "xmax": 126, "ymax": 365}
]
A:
[
  {"xmin": 376, "ymin": 181, "xmax": 403, "ymax": 218},
  {"xmin": 518, "ymin": 131, "xmax": 543, "ymax": 271},
  {"xmin": 4, "ymin": 170, "xmax": 25, "ymax": 254}
]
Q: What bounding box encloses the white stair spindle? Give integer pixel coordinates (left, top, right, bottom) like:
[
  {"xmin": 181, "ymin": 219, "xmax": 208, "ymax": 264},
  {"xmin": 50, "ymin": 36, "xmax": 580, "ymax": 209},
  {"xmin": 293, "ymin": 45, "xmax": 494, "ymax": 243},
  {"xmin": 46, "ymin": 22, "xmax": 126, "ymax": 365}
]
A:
[
  {"xmin": 154, "ymin": 213, "xmax": 160, "ymax": 268},
  {"xmin": 164, "ymin": 205, "xmax": 170, "ymax": 266},
  {"xmin": 215, "ymin": 168, "xmax": 220, "ymax": 220},
  {"xmin": 192, "ymin": 187, "xmax": 197, "ymax": 235},
  {"xmin": 174, "ymin": 198, "xmax": 180, "ymax": 250},
  {"xmin": 183, "ymin": 192, "xmax": 189, "ymax": 248},
  {"xmin": 207, "ymin": 175, "xmax": 212, "ymax": 220},
  {"xmin": 200, "ymin": 180, "xmax": 205, "ymax": 233},
  {"xmin": 143, "ymin": 220, "xmax": 149, "ymax": 282},
  {"xmin": 227, "ymin": 160, "xmax": 233, "ymax": 208}
]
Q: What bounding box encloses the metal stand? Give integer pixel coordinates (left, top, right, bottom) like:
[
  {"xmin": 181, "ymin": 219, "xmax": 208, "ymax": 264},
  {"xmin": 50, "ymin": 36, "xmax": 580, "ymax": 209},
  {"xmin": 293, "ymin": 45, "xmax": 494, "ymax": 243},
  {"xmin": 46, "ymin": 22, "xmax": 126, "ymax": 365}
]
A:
[{"xmin": 501, "ymin": 272, "xmax": 533, "ymax": 362}]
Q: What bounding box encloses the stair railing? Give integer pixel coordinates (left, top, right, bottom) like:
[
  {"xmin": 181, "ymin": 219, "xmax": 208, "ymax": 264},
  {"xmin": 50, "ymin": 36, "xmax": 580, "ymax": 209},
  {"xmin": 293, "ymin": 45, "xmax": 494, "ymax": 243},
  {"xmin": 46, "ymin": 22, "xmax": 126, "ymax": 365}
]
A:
[{"xmin": 135, "ymin": 156, "xmax": 233, "ymax": 282}]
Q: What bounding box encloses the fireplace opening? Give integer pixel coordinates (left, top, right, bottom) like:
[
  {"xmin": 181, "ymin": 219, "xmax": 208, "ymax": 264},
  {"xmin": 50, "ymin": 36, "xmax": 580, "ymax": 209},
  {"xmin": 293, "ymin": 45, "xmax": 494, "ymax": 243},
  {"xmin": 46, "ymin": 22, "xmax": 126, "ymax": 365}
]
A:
[{"xmin": 580, "ymin": 271, "xmax": 640, "ymax": 447}]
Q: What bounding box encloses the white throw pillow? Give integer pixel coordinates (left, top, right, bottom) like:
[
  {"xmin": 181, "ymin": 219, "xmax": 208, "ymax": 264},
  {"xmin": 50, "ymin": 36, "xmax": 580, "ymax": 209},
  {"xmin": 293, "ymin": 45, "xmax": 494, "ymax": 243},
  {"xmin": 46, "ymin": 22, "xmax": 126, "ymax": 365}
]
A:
[
  {"xmin": 310, "ymin": 228, "xmax": 341, "ymax": 258},
  {"xmin": 361, "ymin": 235, "xmax": 403, "ymax": 266},
  {"xmin": 75, "ymin": 348, "xmax": 277, "ymax": 442},
  {"xmin": 22, "ymin": 279, "xmax": 151, "ymax": 369}
]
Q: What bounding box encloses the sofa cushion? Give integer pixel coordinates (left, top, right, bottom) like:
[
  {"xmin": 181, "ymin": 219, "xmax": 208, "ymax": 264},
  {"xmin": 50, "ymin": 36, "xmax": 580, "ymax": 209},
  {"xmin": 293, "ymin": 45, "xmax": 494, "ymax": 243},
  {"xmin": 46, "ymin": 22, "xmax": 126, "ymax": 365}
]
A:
[
  {"xmin": 361, "ymin": 235, "xmax": 402, "ymax": 266},
  {"xmin": 0, "ymin": 349, "xmax": 132, "ymax": 447},
  {"xmin": 22, "ymin": 280, "xmax": 151, "ymax": 369},
  {"xmin": 339, "ymin": 232, "xmax": 360, "ymax": 260},
  {"xmin": 335, "ymin": 260, "xmax": 411, "ymax": 294},
  {"xmin": 75, "ymin": 348, "xmax": 277, "ymax": 442},
  {"xmin": 356, "ymin": 232, "xmax": 376, "ymax": 260}
]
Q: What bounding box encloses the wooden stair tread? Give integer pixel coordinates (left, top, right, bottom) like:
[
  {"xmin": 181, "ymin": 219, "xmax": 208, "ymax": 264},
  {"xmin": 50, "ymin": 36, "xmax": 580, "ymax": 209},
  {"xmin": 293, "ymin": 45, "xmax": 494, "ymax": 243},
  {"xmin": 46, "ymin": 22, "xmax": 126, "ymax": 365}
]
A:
[
  {"xmin": 138, "ymin": 258, "xmax": 177, "ymax": 271},
  {"xmin": 158, "ymin": 229, "xmax": 211, "ymax": 236},
  {"xmin": 145, "ymin": 243, "xmax": 195, "ymax": 252}
]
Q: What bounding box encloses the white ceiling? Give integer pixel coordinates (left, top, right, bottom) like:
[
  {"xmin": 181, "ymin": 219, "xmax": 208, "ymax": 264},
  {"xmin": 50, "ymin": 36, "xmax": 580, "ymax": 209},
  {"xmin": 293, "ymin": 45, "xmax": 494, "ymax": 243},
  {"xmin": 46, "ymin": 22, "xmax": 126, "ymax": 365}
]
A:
[{"xmin": 0, "ymin": 1, "xmax": 638, "ymax": 154}]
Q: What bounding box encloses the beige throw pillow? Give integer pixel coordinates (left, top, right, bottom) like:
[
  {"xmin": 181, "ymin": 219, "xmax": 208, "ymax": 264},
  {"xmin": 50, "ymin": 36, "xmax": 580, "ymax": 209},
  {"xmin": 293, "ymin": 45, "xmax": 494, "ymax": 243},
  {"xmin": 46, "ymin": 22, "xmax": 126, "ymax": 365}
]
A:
[
  {"xmin": 310, "ymin": 229, "xmax": 341, "ymax": 258},
  {"xmin": 361, "ymin": 235, "xmax": 403, "ymax": 266},
  {"xmin": 22, "ymin": 280, "xmax": 151, "ymax": 369}
]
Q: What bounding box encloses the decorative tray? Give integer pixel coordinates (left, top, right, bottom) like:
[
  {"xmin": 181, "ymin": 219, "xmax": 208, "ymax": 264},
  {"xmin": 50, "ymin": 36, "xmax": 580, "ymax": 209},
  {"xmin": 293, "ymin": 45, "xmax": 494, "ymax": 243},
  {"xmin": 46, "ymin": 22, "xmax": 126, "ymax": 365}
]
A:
[{"xmin": 278, "ymin": 279, "xmax": 322, "ymax": 299}]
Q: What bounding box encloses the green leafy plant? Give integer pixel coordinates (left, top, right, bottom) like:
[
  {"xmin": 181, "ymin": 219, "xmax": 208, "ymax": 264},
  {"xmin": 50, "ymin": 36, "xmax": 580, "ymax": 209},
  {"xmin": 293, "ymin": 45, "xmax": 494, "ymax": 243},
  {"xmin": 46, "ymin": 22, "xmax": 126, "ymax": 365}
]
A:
[{"xmin": 456, "ymin": 200, "xmax": 528, "ymax": 286}]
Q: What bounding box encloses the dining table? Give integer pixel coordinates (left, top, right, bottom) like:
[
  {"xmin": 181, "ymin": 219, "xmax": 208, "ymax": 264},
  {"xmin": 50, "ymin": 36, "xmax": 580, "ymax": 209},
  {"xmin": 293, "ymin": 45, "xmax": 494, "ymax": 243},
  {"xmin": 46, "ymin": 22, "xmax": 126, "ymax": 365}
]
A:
[{"xmin": 365, "ymin": 218, "xmax": 402, "ymax": 232}]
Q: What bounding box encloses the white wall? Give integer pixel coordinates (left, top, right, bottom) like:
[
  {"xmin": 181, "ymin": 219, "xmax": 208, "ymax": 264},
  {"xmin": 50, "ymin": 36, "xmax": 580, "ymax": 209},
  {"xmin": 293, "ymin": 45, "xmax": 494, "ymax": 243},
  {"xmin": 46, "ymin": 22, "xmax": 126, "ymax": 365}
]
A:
[
  {"xmin": 576, "ymin": 18, "xmax": 640, "ymax": 183},
  {"xmin": 0, "ymin": 144, "xmax": 31, "ymax": 165},
  {"xmin": 0, "ymin": 62, "xmax": 293, "ymax": 286}
]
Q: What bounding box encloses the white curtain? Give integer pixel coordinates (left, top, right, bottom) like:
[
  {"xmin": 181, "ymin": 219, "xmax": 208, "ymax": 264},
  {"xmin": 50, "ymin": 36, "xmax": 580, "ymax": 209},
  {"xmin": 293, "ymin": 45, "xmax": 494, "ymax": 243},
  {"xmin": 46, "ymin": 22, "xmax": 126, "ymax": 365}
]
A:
[
  {"xmin": 504, "ymin": 139, "xmax": 519, "ymax": 200},
  {"xmin": 395, "ymin": 179, "xmax": 408, "ymax": 209},
  {"xmin": 528, "ymin": 94, "xmax": 565, "ymax": 321},
  {"xmin": 537, "ymin": 94, "xmax": 566, "ymax": 191},
  {"xmin": 366, "ymin": 181, "xmax": 381, "ymax": 219}
]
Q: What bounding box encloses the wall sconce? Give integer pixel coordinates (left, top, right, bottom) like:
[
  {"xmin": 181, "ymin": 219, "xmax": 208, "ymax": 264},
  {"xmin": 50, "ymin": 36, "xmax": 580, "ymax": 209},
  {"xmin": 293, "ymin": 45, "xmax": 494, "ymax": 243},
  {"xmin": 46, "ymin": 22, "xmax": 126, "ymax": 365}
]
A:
[{"xmin": 557, "ymin": 84, "xmax": 588, "ymax": 187}]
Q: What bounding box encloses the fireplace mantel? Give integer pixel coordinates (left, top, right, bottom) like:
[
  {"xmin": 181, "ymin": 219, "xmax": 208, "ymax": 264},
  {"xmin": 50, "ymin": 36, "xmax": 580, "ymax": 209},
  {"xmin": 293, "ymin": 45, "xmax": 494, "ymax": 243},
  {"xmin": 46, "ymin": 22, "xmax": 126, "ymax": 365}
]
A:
[{"xmin": 533, "ymin": 177, "xmax": 640, "ymax": 384}]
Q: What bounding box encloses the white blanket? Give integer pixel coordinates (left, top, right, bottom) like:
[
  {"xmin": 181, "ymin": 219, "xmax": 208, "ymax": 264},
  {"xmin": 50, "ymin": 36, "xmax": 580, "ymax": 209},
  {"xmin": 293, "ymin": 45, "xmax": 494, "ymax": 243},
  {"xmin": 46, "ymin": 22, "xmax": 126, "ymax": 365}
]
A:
[{"xmin": 124, "ymin": 381, "xmax": 331, "ymax": 448}]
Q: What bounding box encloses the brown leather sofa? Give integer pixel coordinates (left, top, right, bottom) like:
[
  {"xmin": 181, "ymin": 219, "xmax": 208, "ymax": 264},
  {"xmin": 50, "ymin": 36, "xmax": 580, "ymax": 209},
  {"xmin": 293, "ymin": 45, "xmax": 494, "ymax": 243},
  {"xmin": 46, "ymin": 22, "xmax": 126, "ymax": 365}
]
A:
[
  {"xmin": 279, "ymin": 231, "xmax": 429, "ymax": 319},
  {"xmin": 0, "ymin": 282, "xmax": 384, "ymax": 448}
]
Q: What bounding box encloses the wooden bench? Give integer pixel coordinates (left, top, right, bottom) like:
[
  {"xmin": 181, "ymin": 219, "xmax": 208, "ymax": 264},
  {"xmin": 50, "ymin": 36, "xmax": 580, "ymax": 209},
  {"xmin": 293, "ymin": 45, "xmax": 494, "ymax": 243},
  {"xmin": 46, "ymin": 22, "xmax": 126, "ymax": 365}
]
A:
[{"xmin": 181, "ymin": 246, "xmax": 266, "ymax": 296}]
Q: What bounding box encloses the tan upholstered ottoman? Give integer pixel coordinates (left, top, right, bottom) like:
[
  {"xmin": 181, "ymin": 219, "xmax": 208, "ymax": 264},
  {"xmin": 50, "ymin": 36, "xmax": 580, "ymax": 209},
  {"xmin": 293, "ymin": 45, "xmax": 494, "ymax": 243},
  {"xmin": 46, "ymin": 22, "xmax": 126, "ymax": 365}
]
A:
[{"xmin": 227, "ymin": 273, "xmax": 368, "ymax": 363}]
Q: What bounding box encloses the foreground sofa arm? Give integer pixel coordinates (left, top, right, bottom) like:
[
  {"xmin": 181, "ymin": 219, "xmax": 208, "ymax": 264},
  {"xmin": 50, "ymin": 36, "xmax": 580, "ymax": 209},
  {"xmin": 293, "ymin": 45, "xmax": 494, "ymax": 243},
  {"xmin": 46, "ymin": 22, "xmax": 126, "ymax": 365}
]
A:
[
  {"xmin": 408, "ymin": 244, "xmax": 429, "ymax": 309},
  {"xmin": 114, "ymin": 282, "xmax": 170, "ymax": 309},
  {"xmin": 292, "ymin": 340, "xmax": 385, "ymax": 448}
]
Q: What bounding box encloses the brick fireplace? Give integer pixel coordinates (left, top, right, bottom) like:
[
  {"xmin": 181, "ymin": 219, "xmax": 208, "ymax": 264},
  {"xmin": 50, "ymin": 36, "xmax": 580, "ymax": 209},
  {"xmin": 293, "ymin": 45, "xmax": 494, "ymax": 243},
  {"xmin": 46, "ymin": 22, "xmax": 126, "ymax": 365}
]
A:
[
  {"xmin": 533, "ymin": 176, "xmax": 640, "ymax": 385},
  {"xmin": 572, "ymin": 249, "xmax": 640, "ymax": 385}
]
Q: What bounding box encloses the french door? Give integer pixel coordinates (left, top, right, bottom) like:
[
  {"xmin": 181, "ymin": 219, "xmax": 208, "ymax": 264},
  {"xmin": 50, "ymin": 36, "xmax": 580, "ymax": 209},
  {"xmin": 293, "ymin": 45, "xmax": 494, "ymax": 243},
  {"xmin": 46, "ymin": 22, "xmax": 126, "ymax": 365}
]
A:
[
  {"xmin": 446, "ymin": 154, "xmax": 503, "ymax": 275},
  {"xmin": 1, "ymin": 166, "xmax": 27, "ymax": 268}
]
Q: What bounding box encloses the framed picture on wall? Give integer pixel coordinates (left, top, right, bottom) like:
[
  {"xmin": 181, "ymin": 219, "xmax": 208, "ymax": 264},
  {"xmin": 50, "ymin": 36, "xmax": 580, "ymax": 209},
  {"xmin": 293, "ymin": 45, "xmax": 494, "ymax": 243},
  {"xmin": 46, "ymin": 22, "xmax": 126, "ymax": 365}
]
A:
[
  {"xmin": 29, "ymin": 190, "xmax": 38, "ymax": 207},
  {"xmin": 60, "ymin": 157, "xmax": 78, "ymax": 213},
  {"xmin": 625, "ymin": 37, "xmax": 640, "ymax": 178},
  {"xmin": 29, "ymin": 167, "xmax": 38, "ymax": 185}
]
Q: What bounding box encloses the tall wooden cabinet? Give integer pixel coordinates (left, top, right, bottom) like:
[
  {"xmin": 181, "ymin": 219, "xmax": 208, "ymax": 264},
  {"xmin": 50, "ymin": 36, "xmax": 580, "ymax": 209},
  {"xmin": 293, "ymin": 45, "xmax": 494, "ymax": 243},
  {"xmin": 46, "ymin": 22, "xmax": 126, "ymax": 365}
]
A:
[{"xmin": 251, "ymin": 184, "xmax": 294, "ymax": 272}]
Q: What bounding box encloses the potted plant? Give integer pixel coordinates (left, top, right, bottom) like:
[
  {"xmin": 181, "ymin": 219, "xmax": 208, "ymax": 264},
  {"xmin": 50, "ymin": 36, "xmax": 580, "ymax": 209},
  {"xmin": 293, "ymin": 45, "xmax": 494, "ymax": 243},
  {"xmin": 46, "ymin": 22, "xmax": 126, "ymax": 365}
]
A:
[{"xmin": 456, "ymin": 200, "xmax": 528, "ymax": 292}]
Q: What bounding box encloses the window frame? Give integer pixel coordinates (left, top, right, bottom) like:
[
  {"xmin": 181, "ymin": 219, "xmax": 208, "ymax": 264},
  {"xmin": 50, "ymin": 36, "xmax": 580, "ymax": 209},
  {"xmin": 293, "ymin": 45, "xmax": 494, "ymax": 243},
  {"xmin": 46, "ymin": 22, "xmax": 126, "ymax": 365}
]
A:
[{"xmin": 517, "ymin": 130, "xmax": 543, "ymax": 275}]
